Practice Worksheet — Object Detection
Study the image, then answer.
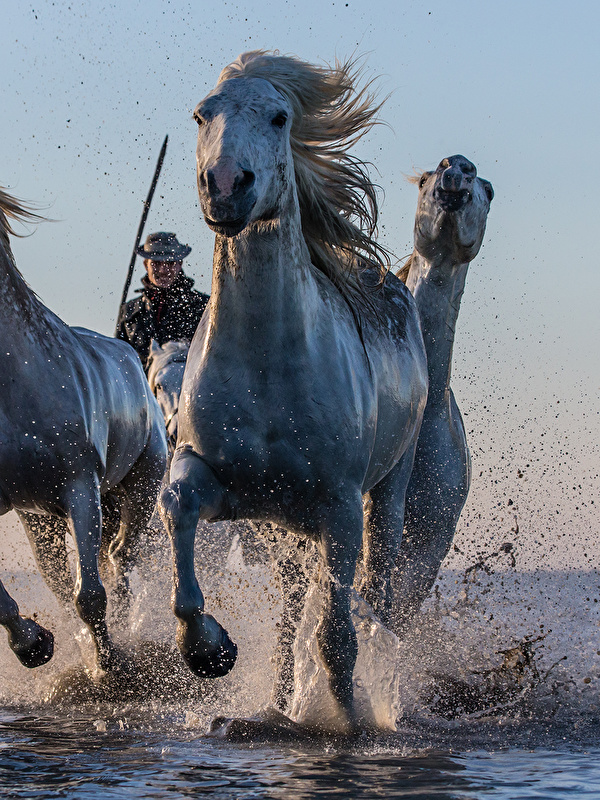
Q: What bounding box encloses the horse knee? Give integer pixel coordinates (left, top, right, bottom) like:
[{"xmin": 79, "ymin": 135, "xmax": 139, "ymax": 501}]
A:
[{"xmin": 160, "ymin": 480, "xmax": 201, "ymax": 527}]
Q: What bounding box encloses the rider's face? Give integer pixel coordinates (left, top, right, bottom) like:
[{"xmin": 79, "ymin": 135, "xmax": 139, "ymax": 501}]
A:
[{"xmin": 145, "ymin": 259, "xmax": 183, "ymax": 288}]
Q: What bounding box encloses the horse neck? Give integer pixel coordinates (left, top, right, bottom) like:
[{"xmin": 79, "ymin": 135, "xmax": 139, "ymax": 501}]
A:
[
  {"xmin": 405, "ymin": 251, "xmax": 469, "ymax": 402},
  {"xmin": 208, "ymin": 195, "xmax": 316, "ymax": 350},
  {"xmin": 0, "ymin": 240, "xmax": 57, "ymax": 351}
]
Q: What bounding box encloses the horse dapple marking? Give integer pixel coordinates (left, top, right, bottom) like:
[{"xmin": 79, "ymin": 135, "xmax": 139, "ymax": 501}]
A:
[
  {"xmin": 159, "ymin": 51, "xmax": 428, "ymax": 730},
  {"xmin": 0, "ymin": 189, "xmax": 167, "ymax": 672},
  {"xmin": 394, "ymin": 155, "xmax": 493, "ymax": 633}
]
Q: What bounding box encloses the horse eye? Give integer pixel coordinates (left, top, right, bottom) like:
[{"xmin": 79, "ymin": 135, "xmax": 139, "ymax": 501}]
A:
[
  {"xmin": 154, "ymin": 382, "xmax": 162, "ymax": 392},
  {"xmin": 271, "ymin": 112, "xmax": 288, "ymax": 128}
]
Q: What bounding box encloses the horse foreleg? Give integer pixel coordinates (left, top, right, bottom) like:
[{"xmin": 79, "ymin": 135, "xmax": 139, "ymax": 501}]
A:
[
  {"xmin": 107, "ymin": 429, "xmax": 166, "ymax": 627},
  {"xmin": 271, "ymin": 544, "xmax": 310, "ymax": 711},
  {"xmin": 315, "ymin": 495, "xmax": 363, "ymax": 730},
  {"xmin": 17, "ymin": 512, "xmax": 73, "ymax": 607},
  {"xmin": 394, "ymin": 398, "xmax": 470, "ymax": 636},
  {"xmin": 159, "ymin": 449, "xmax": 237, "ymax": 678},
  {"xmin": 0, "ymin": 577, "xmax": 54, "ymax": 668},
  {"xmin": 67, "ymin": 482, "xmax": 116, "ymax": 672},
  {"xmin": 358, "ymin": 444, "xmax": 417, "ymax": 628}
]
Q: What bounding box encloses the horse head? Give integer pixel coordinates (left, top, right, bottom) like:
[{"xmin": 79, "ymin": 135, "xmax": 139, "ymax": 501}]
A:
[
  {"xmin": 414, "ymin": 155, "xmax": 494, "ymax": 267},
  {"xmin": 147, "ymin": 339, "xmax": 189, "ymax": 448},
  {"xmin": 194, "ymin": 76, "xmax": 294, "ymax": 237}
]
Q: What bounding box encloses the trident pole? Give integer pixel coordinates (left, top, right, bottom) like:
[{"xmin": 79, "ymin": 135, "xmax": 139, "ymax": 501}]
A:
[{"xmin": 115, "ymin": 134, "xmax": 168, "ymax": 334}]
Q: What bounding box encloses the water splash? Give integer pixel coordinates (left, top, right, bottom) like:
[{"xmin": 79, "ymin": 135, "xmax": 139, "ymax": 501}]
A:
[{"xmin": 291, "ymin": 582, "xmax": 401, "ymax": 732}]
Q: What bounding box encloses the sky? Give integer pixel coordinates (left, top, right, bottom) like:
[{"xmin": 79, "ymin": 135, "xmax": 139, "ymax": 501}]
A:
[{"xmin": 0, "ymin": 0, "xmax": 598, "ymax": 569}]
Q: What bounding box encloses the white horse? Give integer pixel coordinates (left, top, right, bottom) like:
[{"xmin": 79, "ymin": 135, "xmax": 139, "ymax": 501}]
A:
[
  {"xmin": 159, "ymin": 51, "xmax": 428, "ymax": 730},
  {"xmin": 0, "ymin": 190, "xmax": 167, "ymax": 672},
  {"xmin": 394, "ymin": 155, "xmax": 493, "ymax": 633},
  {"xmin": 146, "ymin": 339, "xmax": 190, "ymax": 452}
]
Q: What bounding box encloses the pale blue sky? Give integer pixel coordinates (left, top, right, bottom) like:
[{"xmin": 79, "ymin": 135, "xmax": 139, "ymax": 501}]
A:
[{"xmin": 1, "ymin": 0, "xmax": 598, "ymax": 562}]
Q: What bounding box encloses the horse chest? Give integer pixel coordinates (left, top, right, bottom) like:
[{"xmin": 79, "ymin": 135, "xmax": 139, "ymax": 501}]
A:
[{"xmin": 186, "ymin": 374, "xmax": 362, "ymax": 500}]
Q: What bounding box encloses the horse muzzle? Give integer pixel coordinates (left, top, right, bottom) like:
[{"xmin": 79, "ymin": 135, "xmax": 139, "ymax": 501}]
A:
[
  {"xmin": 434, "ymin": 186, "xmax": 471, "ymax": 212},
  {"xmin": 198, "ymin": 165, "xmax": 257, "ymax": 236}
]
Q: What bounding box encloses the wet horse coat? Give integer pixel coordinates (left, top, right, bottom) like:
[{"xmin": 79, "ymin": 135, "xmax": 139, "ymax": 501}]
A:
[
  {"xmin": 160, "ymin": 52, "xmax": 428, "ymax": 729},
  {"xmin": 0, "ymin": 190, "xmax": 166, "ymax": 671},
  {"xmin": 394, "ymin": 155, "xmax": 494, "ymax": 632}
]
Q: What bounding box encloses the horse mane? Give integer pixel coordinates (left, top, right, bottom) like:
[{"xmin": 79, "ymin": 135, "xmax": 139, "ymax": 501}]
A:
[
  {"xmin": 0, "ymin": 188, "xmax": 46, "ymax": 318},
  {"xmin": 394, "ymin": 171, "xmax": 428, "ymax": 284},
  {"xmin": 395, "ymin": 253, "xmax": 413, "ymax": 284},
  {"xmin": 218, "ymin": 50, "xmax": 392, "ymax": 310}
]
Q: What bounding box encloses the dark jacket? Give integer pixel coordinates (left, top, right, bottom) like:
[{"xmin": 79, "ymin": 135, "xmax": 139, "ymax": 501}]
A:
[{"xmin": 116, "ymin": 272, "xmax": 209, "ymax": 368}]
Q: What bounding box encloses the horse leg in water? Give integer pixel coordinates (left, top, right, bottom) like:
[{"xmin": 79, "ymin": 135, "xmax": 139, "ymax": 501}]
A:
[
  {"xmin": 0, "ymin": 577, "xmax": 54, "ymax": 667},
  {"xmin": 358, "ymin": 444, "xmax": 418, "ymax": 629},
  {"xmin": 393, "ymin": 391, "xmax": 471, "ymax": 636},
  {"xmin": 159, "ymin": 448, "xmax": 237, "ymax": 677},
  {"xmin": 314, "ymin": 494, "xmax": 364, "ymax": 729},
  {"xmin": 270, "ymin": 541, "xmax": 310, "ymax": 712},
  {"xmin": 106, "ymin": 434, "xmax": 165, "ymax": 627},
  {"xmin": 17, "ymin": 512, "xmax": 74, "ymax": 607},
  {"xmin": 66, "ymin": 480, "xmax": 117, "ymax": 671}
]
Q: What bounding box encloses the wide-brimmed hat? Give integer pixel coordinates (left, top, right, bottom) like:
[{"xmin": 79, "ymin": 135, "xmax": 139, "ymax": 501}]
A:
[{"xmin": 136, "ymin": 231, "xmax": 192, "ymax": 261}]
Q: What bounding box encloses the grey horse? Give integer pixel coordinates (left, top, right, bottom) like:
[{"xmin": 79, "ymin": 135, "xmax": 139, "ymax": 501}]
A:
[
  {"xmin": 393, "ymin": 154, "xmax": 494, "ymax": 634},
  {"xmin": 0, "ymin": 189, "xmax": 167, "ymax": 672},
  {"xmin": 146, "ymin": 339, "xmax": 190, "ymax": 452},
  {"xmin": 159, "ymin": 51, "xmax": 428, "ymax": 731}
]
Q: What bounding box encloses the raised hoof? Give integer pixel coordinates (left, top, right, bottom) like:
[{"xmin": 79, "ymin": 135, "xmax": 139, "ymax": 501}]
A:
[
  {"xmin": 177, "ymin": 613, "xmax": 237, "ymax": 678},
  {"xmin": 10, "ymin": 623, "xmax": 54, "ymax": 668}
]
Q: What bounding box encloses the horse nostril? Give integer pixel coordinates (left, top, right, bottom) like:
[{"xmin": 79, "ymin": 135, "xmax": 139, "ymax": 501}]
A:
[
  {"xmin": 441, "ymin": 168, "xmax": 462, "ymax": 192},
  {"xmin": 198, "ymin": 171, "xmax": 208, "ymax": 190},
  {"xmin": 238, "ymin": 170, "xmax": 255, "ymax": 191},
  {"xmin": 206, "ymin": 170, "xmax": 219, "ymax": 195}
]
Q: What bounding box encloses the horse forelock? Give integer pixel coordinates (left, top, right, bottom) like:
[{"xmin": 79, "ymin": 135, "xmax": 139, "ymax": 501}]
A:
[{"xmin": 218, "ymin": 50, "xmax": 392, "ymax": 311}]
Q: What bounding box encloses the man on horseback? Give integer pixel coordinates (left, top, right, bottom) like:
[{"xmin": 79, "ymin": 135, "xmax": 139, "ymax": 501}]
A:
[{"xmin": 116, "ymin": 231, "xmax": 209, "ymax": 369}]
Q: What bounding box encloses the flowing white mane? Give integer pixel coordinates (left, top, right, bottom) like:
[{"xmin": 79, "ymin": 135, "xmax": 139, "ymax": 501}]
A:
[{"xmin": 218, "ymin": 50, "xmax": 391, "ymax": 306}]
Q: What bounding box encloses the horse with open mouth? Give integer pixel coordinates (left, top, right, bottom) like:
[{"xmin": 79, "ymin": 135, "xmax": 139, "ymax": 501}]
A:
[
  {"xmin": 394, "ymin": 155, "xmax": 493, "ymax": 635},
  {"xmin": 159, "ymin": 51, "xmax": 428, "ymax": 731},
  {"xmin": 0, "ymin": 189, "xmax": 167, "ymax": 674}
]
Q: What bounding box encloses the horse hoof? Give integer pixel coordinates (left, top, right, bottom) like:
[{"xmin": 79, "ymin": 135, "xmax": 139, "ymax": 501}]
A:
[
  {"xmin": 12, "ymin": 624, "xmax": 54, "ymax": 668},
  {"xmin": 177, "ymin": 614, "xmax": 237, "ymax": 678}
]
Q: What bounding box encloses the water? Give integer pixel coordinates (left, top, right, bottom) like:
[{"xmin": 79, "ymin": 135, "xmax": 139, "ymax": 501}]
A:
[
  {"xmin": 2, "ymin": 520, "xmax": 600, "ymax": 798},
  {"xmin": 2, "ymin": 709, "xmax": 600, "ymax": 798}
]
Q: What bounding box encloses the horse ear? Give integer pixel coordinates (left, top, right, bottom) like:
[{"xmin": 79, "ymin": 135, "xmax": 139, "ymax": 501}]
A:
[{"xmin": 150, "ymin": 339, "xmax": 161, "ymax": 354}]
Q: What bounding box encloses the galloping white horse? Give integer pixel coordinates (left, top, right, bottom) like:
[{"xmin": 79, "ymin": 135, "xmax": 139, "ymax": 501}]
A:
[
  {"xmin": 0, "ymin": 190, "xmax": 167, "ymax": 672},
  {"xmin": 160, "ymin": 51, "xmax": 428, "ymax": 729},
  {"xmin": 394, "ymin": 155, "xmax": 493, "ymax": 633},
  {"xmin": 146, "ymin": 339, "xmax": 190, "ymax": 452}
]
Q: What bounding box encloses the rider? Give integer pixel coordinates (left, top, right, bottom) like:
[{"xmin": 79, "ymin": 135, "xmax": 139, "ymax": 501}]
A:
[{"xmin": 116, "ymin": 231, "xmax": 209, "ymax": 369}]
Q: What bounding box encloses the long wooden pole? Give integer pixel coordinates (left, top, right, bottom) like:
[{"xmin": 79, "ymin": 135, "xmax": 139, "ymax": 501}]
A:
[{"xmin": 115, "ymin": 134, "xmax": 168, "ymax": 332}]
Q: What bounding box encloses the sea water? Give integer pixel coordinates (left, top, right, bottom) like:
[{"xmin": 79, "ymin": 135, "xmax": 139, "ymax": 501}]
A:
[{"xmin": 1, "ymin": 513, "xmax": 600, "ymax": 799}]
